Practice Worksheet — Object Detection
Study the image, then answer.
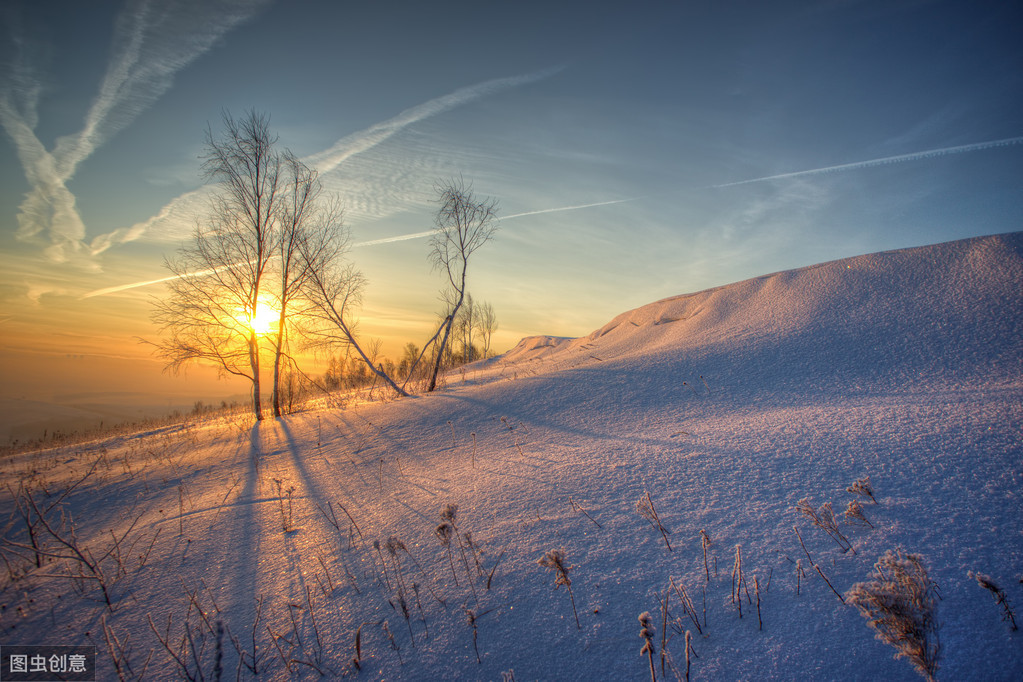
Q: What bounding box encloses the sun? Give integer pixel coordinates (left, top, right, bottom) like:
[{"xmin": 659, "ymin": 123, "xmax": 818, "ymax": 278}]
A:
[{"xmin": 239, "ymin": 299, "xmax": 278, "ymax": 335}]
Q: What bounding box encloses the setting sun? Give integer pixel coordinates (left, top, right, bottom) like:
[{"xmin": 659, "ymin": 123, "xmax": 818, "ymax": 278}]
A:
[{"xmin": 242, "ymin": 301, "xmax": 278, "ymax": 335}]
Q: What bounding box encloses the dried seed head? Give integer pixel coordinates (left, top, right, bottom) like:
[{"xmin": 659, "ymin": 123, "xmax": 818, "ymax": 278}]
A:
[
  {"xmin": 638, "ymin": 612, "xmax": 656, "ymax": 652},
  {"xmin": 968, "ymin": 571, "xmax": 1000, "ymax": 594},
  {"xmin": 385, "ymin": 536, "xmax": 404, "ymax": 556},
  {"xmin": 538, "ymin": 549, "xmax": 573, "ymax": 588},
  {"xmin": 441, "ymin": 504, "xmax": 458, "ymax": 523}
]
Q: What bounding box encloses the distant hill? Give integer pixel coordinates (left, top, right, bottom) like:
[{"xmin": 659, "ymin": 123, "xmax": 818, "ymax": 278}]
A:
[{"xmin": 496, "ymin": 231, "xmax": 1023, "ymax": 395}]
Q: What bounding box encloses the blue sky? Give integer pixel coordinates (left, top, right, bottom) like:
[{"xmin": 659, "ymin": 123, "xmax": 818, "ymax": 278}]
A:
[{"xmin": 1, "ymin": 0, "xmax": 1021, "ymax": 406}]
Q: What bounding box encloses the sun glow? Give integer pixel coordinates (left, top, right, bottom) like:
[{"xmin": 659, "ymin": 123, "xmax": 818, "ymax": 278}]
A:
[{"xmin": 240, "ymin": 300, "xmax": 279, "ymax": 335}]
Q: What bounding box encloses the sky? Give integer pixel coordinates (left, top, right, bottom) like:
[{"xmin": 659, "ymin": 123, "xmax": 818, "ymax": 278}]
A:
[{"xmin": 1, "ymin": 0, "xmax": 1022, "ymax": 429}]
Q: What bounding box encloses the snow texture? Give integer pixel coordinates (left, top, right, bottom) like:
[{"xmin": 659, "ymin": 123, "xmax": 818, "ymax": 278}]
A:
[{"xmin": 1, "ymin": 232, "xmax": 1021, "ymax": 680}]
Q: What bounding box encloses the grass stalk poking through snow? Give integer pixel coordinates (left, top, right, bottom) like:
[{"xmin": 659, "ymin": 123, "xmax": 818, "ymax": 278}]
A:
[
  {"xmin": 847, "ymin": 476, "xmax": 877, "ymax": 504},
  {"xmin": 846, "ymin": 549, "xmax": 941, "ymax": 682},
  {"xmin": 638, "ymin": 611, "xmax": 657, "ymax": 682},
  {"xmin": 754, "ymin": 575, "xmax": 763, "ymax": 631},
  {"xmin": 793, "ymin": 525, "xmax": 845, "ymax": 603},
  {"xmin": 700, "ymin": 529, "xmax": 711, "ymax": 582},
  {"xmin": 797, "ymin": 496, "xmax": 855, "ymax": 556},
  {"xmin": 731, "ymin": 545, "xmax": 745, "ymax": 618},
  {"xmin": 435, "ymin": 524, "xmax": 459, "ymax": 588},
  {"xmin": 968, "ymin": 571, "xmax": 1018, "ymax": 631},
  {"xmin": 844, "ymin": 499, "xmax": 873, "ymax": 528},
  {"xmin": 465, "ymin": 607, "xmax": 483, "ymax": 664},
  {"xmin": 538, "ymin": 549, "xmax": 581, "ymax": 629},
  {"xmin": 271, "ymin": 478, "xmax": 295, "ymax": 532},
  {"xmin": 659, "ymin": 589, "xmax": 669, "ymax": 679},
  {"xmin": 796, "ymin": 497, "xmax": 853, "ymax": 553},
  {"xmin": 684, "ymin": 630, "xmax": 695, "ymax": 682},
  {"xmin": 636, "ymin": 491, "xmax": 672, "ymax": 552},
  {"xmin": 669, "ymin": 576, "xmax": 703, "ymax": 635},
  {"xmin": 569, "ymin": 496, "xmax": 602, "ymax": 528}
]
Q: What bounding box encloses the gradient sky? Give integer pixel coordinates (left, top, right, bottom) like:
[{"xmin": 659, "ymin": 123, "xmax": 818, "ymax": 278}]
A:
[{"xmin": 1, "ymin": 0, "xmax": 1022, "ymax": 419}]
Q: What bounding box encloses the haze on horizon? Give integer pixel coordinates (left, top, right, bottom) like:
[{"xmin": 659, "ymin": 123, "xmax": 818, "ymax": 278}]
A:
[{"xmin": 1, "ymin": 0, "xmax": 1021, "ymax": 438}]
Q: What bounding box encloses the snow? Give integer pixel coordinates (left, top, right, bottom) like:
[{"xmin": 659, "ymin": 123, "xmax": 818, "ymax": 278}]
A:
[{"xmin": 2, "ymin": 232, "xmax": 1021, "ymax": 680}]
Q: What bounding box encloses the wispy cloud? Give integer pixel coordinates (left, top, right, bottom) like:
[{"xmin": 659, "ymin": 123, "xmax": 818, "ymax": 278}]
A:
[
  {"xmin": 0, "ymin": 0, "xmax": 271, "ymax": 263},
  {"xmin": 348, "ymin": 136, "xmax": 1023, "ymax": 251},
  {"xmin": 102, "ymin": 65, "xmax": 567, "ymax": 250},
  {"xmin": 713, "ymin": 136, "xmax": 1023, "ymax": 188},
  {"xmin": 306, "ymin": 66, "xmax": 565, "ymax": 174},
  {"xmin": 82, "ymin": 132, "xmax": 1023, "ymax": 298},
  {"xmin": 80, "ymin": 67, "xmax": 567, "ymax": 297}
]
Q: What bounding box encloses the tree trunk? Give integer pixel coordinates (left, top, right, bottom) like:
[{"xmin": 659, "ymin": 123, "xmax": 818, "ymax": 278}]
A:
[
  {"xmin": 427, "ymin": 315, "xmax": 453, "ymax": 392},
  {"xmin": 271, "ymin": 304, "xmax": 287, "ymax": 418},
  {"xmin": 249, "ymin": 330, "xmax": 263, "ymax": 420},
  {"xmin": 428, "ymin": 261, "xmax": 467, "ymax": 392}
]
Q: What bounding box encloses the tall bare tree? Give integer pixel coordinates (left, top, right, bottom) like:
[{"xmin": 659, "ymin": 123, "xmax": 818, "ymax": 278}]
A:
[
  {"xmin": 426, "ymin": 179, "xmax": 498, "ymax": 392},
  {"xmin": 268, "ymin": 152, "xmax": 339, "ymax": 416},
  {"xmin": 151, "ymin": 110, "xmax": 283, "ymax": 419}
]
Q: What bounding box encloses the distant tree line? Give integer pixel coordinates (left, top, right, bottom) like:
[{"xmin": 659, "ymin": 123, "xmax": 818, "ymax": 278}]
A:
[{"xmin": 149, "ymin": 110, "xmax": 499, "ymax": 420}]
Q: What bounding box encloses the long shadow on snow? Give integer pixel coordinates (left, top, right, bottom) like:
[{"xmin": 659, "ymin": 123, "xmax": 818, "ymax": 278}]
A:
[{"xmin": 217, "ymin": 424, "xmax": 263, "ymax": 657}]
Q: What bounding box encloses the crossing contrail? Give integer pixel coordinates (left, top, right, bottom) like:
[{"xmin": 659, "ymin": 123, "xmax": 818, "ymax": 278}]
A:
[
  {"xmin": 94, "ymin": 65, "xmax": 566, "ymax": 253},
  {"xmin": 2, "ymin": 0, "xmax": 272, "ymax": 262}
]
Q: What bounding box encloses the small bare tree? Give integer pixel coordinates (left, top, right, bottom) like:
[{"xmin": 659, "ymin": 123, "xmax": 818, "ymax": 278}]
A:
[
  {"xmin": 426, "ymin": 179, "xmax": 498, "ymax": 392},
  {"xmin": 478, "ymin": 300, "xmax": 498, "ymax": 358},
  {"xmin": 455, "ymin": 292, "xmax": 478, "ymax": 364},
  {"xmin": 150, "ymin": 110, "xmax": 283, "ymax": 419}
]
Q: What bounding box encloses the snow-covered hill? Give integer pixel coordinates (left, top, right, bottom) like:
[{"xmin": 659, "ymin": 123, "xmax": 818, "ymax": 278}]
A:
[{"xmin": 2, "ymin": 233, "xmax": 1020, "ymax": 681}]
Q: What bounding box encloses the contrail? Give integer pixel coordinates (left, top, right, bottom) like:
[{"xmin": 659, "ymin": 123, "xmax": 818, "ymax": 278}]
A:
[
  {"xmin": 83, "ymin": 134, "xmax": 1022, "ymax": 297},
  {"xmin": 348, "ymin": 197, "xmax": 637, "ymax": 248},
  {"xmin": 81, "ymin": 273, "xmax": 191, "ymax": 299},
  {"xmin": 713, "ymin": 136, "xmax": 1023, "ymax": 188},
  {"xmin": 95, "ymin": 64, "xmax": 566, "ymax": 252},
  {"xmin": 305, "ymin": 65, "xmax": 565, "ymax": 174},
  {"xmin": 352, "ymin": 231, "xmax": 436, "ymax": 248},
  {"xmin": 504, "ymin": 197, "xmax": 637, "ymax": 219},
  {"xmin": 80, "ymin": 262, "xmax": 240, "ymax": 299}
]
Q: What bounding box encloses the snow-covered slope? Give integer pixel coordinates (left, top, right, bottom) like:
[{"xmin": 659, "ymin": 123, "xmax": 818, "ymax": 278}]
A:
[
  {"xmin": 2, "ymin": 233, "xmax": 1020, "ymax": 681},
  {"xmin": 498, "ymin": 230, "xmax": 1022, "ymax": 393}
]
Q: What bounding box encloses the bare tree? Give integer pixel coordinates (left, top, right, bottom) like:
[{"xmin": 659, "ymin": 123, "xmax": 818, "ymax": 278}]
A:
[
  {"xmin": 150, "ymin": 111, "xmax": 283, "ymax": 419},
  {"xmin": 479, "ymin": 300, "xmax": 498, "ymax": 358},
  {"xmin": 268, "ymin": 152, "xmax": 338, "ymax": 417},
  {"xmin": 426, "ymin": 179, "xmax": 498, "ymax": 391},
  {"xmin": 455, "ymin": 292, "xmax": 477, "ymax": 364},
  {"xmin": 303, "ymin": 225, "xmax": 409, "ymax": 398}
]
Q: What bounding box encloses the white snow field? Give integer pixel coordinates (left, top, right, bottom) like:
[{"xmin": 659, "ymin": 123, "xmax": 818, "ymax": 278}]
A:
[{"xmin": 2, "ymin": 232, "xmax": 1021, "ymax": 681}]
